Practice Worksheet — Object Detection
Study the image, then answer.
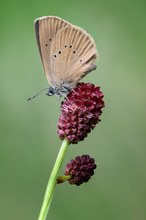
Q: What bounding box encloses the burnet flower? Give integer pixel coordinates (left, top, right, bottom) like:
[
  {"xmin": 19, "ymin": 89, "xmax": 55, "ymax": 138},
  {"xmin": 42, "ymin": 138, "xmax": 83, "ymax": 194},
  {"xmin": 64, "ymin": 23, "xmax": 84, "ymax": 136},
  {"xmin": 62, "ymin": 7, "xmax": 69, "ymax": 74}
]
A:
[
  {"xmin": 57, "ymin": 82, "xmax": 105, "ymax": 144},
  {"xmin": 37, "ymin": 82, "xmax": 105, "ymax": 220}
]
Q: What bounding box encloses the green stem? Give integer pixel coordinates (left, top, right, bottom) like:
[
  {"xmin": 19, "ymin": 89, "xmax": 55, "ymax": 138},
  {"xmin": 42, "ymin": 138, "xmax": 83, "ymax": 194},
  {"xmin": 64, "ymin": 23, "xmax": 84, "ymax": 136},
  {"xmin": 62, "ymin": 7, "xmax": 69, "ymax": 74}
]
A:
[{"xmin": 38, "ymin": 139, "xmax": 69, "ymax": 220}]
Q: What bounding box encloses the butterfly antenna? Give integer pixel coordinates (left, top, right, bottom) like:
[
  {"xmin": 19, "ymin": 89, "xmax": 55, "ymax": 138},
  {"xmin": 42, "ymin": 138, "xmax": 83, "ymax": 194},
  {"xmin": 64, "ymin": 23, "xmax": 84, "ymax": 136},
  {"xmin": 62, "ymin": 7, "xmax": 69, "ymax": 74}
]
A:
[{"xmin": 27, "ymin": 88, "xmax": 49, "ymax": 101}]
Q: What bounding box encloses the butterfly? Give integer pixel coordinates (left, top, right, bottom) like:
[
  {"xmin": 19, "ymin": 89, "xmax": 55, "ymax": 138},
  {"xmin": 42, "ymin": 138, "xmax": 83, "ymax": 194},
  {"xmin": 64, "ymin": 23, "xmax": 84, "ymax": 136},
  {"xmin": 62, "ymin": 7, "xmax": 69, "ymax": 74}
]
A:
[{"xmin": 29, "ymin": 16, "xmax": 98, "ymax": 100}]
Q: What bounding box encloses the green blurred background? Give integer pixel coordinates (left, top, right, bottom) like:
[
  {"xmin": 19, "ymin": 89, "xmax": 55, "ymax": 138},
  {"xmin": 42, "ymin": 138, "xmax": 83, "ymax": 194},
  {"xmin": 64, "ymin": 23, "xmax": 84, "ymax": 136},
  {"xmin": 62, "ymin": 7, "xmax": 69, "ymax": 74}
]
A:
[{"xmin": 0, "ymin": 0, "xmax": 146, "ymax": 219}]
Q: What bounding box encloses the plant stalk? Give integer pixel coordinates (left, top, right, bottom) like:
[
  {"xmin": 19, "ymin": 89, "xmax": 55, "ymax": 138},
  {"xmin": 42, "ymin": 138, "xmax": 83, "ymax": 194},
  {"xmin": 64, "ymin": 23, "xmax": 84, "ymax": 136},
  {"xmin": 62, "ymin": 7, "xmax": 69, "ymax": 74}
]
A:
[{"xmin": 38, "ymin": 139, "xmax": 69, "ymax": 220}]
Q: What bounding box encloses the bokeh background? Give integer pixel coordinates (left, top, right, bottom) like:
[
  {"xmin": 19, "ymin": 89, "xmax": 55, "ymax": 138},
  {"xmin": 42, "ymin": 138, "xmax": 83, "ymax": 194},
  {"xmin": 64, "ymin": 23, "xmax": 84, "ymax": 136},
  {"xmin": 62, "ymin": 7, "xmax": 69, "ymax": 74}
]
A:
[{"xmin": 0, "ymin": 0, "xmax": 146, "ymax": 219}]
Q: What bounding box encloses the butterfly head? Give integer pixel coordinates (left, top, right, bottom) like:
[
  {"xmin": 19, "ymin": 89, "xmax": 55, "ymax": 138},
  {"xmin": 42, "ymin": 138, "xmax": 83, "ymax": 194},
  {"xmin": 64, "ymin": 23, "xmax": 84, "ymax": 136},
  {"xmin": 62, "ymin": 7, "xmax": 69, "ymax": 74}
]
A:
[
  {"xmin": 46, "ymin": 82, "xmax": 73, "ymax": 98},
  {"xmin": 46, "ymin": 86, "xmax": 55, "ymax": 96}
]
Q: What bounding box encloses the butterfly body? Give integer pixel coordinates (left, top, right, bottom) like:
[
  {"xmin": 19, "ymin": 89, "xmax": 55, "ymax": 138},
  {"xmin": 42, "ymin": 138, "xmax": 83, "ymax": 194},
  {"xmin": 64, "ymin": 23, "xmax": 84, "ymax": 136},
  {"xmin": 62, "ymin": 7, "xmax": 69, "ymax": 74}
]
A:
[
  {"xmin": 46, "ymin": 82, "xmax": 72, "ymax": 97},
  {"xmin": 34, "ymin": 16, "xmax": 98, "ymax": 97}
]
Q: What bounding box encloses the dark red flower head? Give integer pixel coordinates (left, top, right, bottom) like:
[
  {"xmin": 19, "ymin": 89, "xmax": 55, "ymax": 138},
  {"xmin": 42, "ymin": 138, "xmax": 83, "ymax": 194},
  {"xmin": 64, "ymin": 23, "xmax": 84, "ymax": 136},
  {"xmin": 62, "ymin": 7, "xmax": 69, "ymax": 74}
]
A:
[
  {"xmin": 57, "ymin": 82, "xmax": 104, "ymax": 144},
  {"xmin": 64, "ymin": 155, "xmax": 97, "ymax": 186}
]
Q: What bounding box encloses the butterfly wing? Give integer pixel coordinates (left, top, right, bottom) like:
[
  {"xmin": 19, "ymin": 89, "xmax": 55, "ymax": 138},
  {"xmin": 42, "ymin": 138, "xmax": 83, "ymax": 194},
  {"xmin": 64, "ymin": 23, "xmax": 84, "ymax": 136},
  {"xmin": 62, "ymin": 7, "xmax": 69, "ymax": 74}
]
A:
[
  {"xmin": 34, "ymin": 16, "xmax": 70, "ymax": 85},
  {"xmin": 50, "ymin": 24, "xmax": 97, "ymax": 88}
]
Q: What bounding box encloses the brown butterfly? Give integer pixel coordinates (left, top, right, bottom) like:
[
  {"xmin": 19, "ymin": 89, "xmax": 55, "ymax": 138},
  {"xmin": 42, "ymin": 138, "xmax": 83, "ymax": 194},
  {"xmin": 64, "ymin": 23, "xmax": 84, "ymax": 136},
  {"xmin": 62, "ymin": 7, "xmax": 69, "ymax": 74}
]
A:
[{"xmin": 28, "ymin": 16, "xmax": 98, "ymax": 100}]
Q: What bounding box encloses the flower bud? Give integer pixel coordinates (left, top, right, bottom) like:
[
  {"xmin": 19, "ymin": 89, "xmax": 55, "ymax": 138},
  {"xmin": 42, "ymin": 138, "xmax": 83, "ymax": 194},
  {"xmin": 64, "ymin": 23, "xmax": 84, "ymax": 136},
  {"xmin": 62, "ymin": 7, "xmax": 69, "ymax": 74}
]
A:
[{"xmin": 64, "ymin": 155, "xmax": 97, "ymax": 186}]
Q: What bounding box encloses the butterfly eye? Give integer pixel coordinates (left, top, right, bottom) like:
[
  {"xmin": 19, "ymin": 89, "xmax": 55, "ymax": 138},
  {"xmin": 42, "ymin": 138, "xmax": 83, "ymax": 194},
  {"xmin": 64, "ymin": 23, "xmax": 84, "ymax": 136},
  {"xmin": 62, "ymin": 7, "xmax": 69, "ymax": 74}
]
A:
[
  {"xmin": 80, "ymin": 59, "xmax": 82, "ymax": 62},
  {"xmin": 73, "ymin": 50, "xmax": 76, "ymax": 54},
  {"xmin": 65, "ymin": 45, "xmax": 67, "ymax": 48},
  {"xmin": 58, "ymin": 51, "xmax": 61, "ymax": 54},
  {"xmin": 54, "ymin": 54, "xmax": 57, "ymax": 58},
  {"xmin": 46, "ymin": 44, "xmax": 48, "ymax": 46},
  {"xmin": 49, "ymin": 38, "xmax": 51, "ymax": 41},
  {"xmin": 70, "ymin": 45, "xmax": 72, "ymax": 48}
]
